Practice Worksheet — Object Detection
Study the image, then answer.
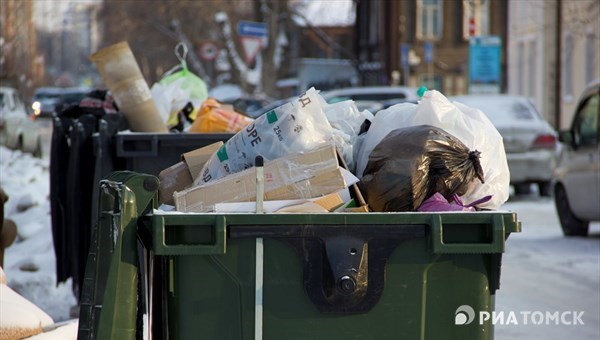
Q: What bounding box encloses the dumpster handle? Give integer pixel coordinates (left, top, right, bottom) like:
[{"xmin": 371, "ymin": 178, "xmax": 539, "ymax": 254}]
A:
[
  {"xmin": 148, "ymin": 215, "xmax": 227, "ymax": 255},
  {"xmin": 431, "ymin": 214, "xmax": 505, "ymax": 254},
  {"xmin": 117, "ymin": 134, "xmax": 159, "ymax": 157},
  {"xmin": 230, "ymin": 224, "xmax": 426, "ymax": 314}
]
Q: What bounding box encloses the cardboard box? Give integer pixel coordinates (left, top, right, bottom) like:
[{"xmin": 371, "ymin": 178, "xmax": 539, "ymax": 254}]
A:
[
  {"xmin": 174, "ymin": 145, "xmax": 348, "ymax": 212},
  {"xmin": 213, "ymin": 191, "xmax": 346, "ymax": 213},
  {"xmin": 335, "ymin": 149, "xmax": 369, "ymax": 212},
  {"xmin": 158, "ymin": 142, "xmax": 223, "ymax": 205}
]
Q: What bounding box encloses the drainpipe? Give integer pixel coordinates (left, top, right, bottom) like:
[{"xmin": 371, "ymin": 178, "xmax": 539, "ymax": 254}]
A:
[{"xmin": 555, "ymin": 0, "xmax": 562, "ymax": 129}]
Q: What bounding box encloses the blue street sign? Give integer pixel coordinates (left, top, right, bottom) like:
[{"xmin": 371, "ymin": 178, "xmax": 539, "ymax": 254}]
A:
[
  {"xmin": 424, "ymin": 42, "xmax": 433, "ymax": 64},
  {"xmin": 237, "ymin": 21, "xmax": 268, "ymax": 38},
  {"xmin": 401, "ymin": 43, "xmax": 409, "ymax": 67},
  {"xmin": 469, "ymin": 35, "xmax": 502, "ymax": 93}
]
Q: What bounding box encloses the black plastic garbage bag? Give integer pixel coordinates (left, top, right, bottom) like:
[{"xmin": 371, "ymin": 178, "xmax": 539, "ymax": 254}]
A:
[{"xmin": 359, "ymin": 125, "xmax": 485, "ymax": 212}]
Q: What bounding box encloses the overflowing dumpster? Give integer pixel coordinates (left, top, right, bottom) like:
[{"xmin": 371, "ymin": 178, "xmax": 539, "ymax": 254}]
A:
[{"xmin": 77, "ymin": 171, "xmax": 520, "ymax": 340}]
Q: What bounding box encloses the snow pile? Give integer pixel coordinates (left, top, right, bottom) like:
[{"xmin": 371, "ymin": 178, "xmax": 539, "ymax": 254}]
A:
[
  {"xmin": 0, "ymin": 267, "xmax": 53, "ymax": 339},
  {"xmin": 0, "ymin": 146, "xmax": 77, "ymax": 328}
]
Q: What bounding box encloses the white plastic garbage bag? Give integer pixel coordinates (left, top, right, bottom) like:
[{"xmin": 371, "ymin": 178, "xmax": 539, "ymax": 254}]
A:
[
  {"xmin": 196, "ymin": 88, "xmax": 334, "ymax": 184},
  {"xmin": 356, "ymin": 90, "xmax": 509, "ymax": 209},
  {"xmin": 323, "ymin": 100, "xmax": 367, "ymax": 172}
]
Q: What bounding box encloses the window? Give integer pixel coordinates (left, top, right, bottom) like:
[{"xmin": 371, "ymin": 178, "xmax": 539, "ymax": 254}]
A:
[
  {"xmin": 574, "ymin": 93, "xmax": 599, "ymax": 147},
  {"xmin": 463, "ymin": 0, "xmax": 490, "ymax": 39},
  {"xmin": 417, "ymin": 0, "xmax": 443, "ymax": 40},
  {"xmin": 585, "ymin": 34, "xmax": 597, "ymax": 84},
  {"xmin": 517, "ymin": 42, "xmax": 524, "ymax": 94},
  {"xmin": 564, "ymin": 35, "xmax": 573, "ymax": 99},
  {"xmin": 528, "ymin": 40, "xmax": 537, "ymax": 99}
]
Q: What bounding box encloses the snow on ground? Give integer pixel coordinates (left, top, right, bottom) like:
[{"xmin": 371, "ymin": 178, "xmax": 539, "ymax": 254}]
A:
[
  {"xmin": 496, "ymin": 197, "xmax": 600, "ymax": 340},
  {"xmin": 0, "ymin": 147, "xmax": 77, "ymax": 338},
  {"xmin": 0, "ymin": 145, "xmax": 598, "ymax": 339}
]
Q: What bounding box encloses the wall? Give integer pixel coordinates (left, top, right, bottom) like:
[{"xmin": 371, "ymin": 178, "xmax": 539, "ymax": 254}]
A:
[
  {"xmin": 559, "ymin": 0, "xmax": 599, "ymax": 129},
  {"xmin": 507, "ymin": 0, "xmax": 558, "ymax": 127}
]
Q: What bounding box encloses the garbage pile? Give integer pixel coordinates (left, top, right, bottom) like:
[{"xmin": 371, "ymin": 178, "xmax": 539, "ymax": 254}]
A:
[{"xmin": 87, "ymin": 41, "xmax": 510, "ymax": 214}]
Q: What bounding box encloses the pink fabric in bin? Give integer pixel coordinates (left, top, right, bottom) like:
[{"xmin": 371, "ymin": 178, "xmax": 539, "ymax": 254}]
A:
[{"xmin": 418, "ymin": 193, "xmax": 492, "ymax": 212}]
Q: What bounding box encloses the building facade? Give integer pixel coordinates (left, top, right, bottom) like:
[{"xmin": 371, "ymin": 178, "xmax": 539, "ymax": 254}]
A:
[
  {"xmin": 356, "ymin": 0, "xmax": 508, "ymax": 96},
  {"xmin": 508, "ymin": 0, "xmax": 599, "ymax": 130},
  {"xmin": 0, "ymin": 0, "xmax": 36, "ymax": 98},
  {"xmin": 507, "ymin": 0, "xmax": 559, "ymax": 127},
  {"xmin": 558, "ymin": 0, "xmax": 599, "ymax": 130}
]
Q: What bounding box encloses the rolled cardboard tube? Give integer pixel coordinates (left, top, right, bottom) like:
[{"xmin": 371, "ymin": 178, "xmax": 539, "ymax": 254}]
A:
[{"xmin": 90, "ymin": 41, "xmax": 168, "ymax": 132}]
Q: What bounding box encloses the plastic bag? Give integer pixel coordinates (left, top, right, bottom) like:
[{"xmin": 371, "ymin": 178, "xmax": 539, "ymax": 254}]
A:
[
  {"xmin": 196, "ymin": 88, "xmax": 334, "ymax": 184},
  {"xmin": 417, "ymin": 193, "xmax": 492, "ymax": 212},
  {"xmin": 359, "ymin": 125, "xmax": 485, "ymax": 212},
  {"xmin": 150, "ymin": 43, "xmax": 208, "ymax": 129},
  {"xmin": 188, "ymin": 98, "xmax": 253, "ymax": 133},
  {"xmin": 323, "ymin": 100, "xmax": 366, "ymax": 172},
  {"xmin": 356, "ymin": 90, "xmax": 509, "ymax": 209}
]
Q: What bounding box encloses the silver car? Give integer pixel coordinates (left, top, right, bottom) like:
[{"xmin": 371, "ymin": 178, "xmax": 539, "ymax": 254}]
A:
[
  {"xmin": 0, "ymin": 86, "xmax": 43, "ymax": 157},
  {"xmin": 553, "ymin": 79, "xmax": 600, "ymax": 236},
  {"xmin": 322, "ymin": 86, "xmax": 420, "ymax": 112},
  {"xmin": 450, "ymin": 95, "xmax": 558, "ymax": 196}
]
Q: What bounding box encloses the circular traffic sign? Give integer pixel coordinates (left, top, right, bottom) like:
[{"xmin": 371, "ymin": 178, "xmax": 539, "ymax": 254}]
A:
[{"xmin": 198, "ymin": 41, "xmax": 219, "ymax": 61}]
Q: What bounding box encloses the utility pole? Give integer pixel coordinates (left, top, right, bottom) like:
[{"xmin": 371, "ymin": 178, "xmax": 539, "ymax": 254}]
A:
[{"xmin": 555, "ymin": 0, "xmax": 562, "ymax": 129}]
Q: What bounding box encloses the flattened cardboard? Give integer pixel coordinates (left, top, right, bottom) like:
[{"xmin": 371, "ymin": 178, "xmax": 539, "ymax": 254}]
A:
[
  {"xmin": 158, "ymin": 162, "xmax": 193, "ymax": 205},
  {"xmin": 174, "ymin": 145, "xmax": 347, "ymax": 212},
  {"xmin": 313, "ymin": 192, "xmax": 345, "ymax": 211},
  {"xmin": 336, "ymin": 149, "xmax": 369, "ymax": 212},
  {"xmin": 158, "ymin": 141, "xmax": 223, "ymax": 205}
]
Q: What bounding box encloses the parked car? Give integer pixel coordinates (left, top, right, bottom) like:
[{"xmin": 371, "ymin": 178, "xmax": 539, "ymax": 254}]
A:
[
  {"xmin": 30, "ymin": 86, "xmax": 63, "ymax": 118},
  {"xmin": 248, "ymin": 96, "xmax": 296, "ymax": 118},
  {"xmin": 321, "ymin": 86, "xmax": 420, "ymax": 112},
  {"xmin": 52, "ymin": 87, "xmax": 92, "ymax": 116},
  {"xmin": 250, "ymin": 86, "xmax": 420, "ymax": 118},
  {"xmin": 31, "ymin": 86, "xmax": 91, "ymax": 119},
  {"xmin": 553, "ymin": 79, "xmax": 600, "ymax": 236},
  {"xmin": 449, "ymin": 94, "xmax": 558, "ymax": 196},
  {"xmin": 0, "ymin": 86, "xmax": 43, "ymax": 157}
]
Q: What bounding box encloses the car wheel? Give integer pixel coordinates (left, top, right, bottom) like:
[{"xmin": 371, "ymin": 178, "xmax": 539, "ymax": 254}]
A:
[
  {"xmin": 16, "ymin": 135, "xmax": 24, "ymax": 153},
  {"xmin": 538, "ymin": 181, "xmax": 552, "ymax": 197},
  {"xmin": 513, "ymin": 183, "xmax": 531, "ymax": 195},
  {"xmin": 32, "ymin": 139, "xmax": 42, "ymax": 158},
  {"xmin": 554, "ymin": 184, "xmax": 589, "ymax": 237}
]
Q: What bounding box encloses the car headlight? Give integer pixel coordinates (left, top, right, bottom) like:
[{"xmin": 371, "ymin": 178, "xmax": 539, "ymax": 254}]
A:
[{"xmin": 32, "ymin": 101, "xmax": 41, "ymax": 115}]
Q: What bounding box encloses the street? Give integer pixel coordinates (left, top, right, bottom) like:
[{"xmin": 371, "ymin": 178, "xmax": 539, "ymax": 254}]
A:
[{"xmin": 496, "ymin": 197, "xmax": 600, "ymax": 339}]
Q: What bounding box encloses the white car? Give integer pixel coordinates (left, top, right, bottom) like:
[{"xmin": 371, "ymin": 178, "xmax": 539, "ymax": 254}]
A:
[
  {"xmin": 0, "ymin": 86, "xmax": 43, "ymax": 157},
  {"xmin": 553, "ymin": 79, "xmax": 600, "ymax": 236},
  {"xmin": 450, "ymin": 94, "xmax": 558, "ymax": 196}
]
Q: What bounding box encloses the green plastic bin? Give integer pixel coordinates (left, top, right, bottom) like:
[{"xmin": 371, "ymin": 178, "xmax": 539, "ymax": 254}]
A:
[{"xmin": 78, "ymin": 171, "xmax": 520, "ymax": 340}]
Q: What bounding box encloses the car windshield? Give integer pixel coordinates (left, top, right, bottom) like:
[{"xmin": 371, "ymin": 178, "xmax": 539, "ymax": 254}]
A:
[{"xmin": 35, "ymin": 92, "xmax": 61, "ymax": 100}]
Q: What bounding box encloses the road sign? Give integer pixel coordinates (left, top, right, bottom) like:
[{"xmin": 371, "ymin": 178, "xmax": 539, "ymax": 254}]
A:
[
  {"xmin": 424, "ymin": 42, "xmax": 433, "ymax": 64},
  {"xmin": 198, "ymin": 41, "xmax": 219, "ymax": 61},
  {"xmin": 237, "ymin": 21, "xmax": 268, "ymax": 38},
  {"xmin": 401, "ymin": 43, "xmax": 409, "ymax": 67},
  {"xmin": 237, "ymin": 21, "xmax": 268, "ymax": 65},
  {"xmin": 469, "ymin": 35, "xmax": 502, "ymax": 94},
  {"xmin": 240, "ymin": 37, "xmax": 263, "ymax": 65}
]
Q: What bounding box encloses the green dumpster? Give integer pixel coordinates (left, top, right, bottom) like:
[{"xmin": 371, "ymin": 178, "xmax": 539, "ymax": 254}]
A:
[{"xmin": 78, "ymin": 171, "xmax": 520, "ymax": 340}]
